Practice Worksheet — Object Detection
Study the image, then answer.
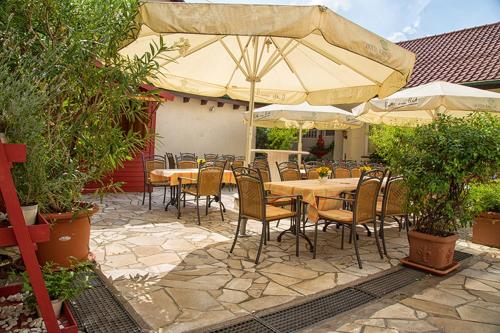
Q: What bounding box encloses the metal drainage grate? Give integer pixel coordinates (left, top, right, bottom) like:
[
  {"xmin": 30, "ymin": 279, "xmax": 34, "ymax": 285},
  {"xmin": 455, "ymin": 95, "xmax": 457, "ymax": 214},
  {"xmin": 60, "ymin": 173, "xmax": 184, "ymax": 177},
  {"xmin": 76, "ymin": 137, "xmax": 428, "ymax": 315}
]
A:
[
  {"xmin": 454, "ymin": 250, "xmax": 473, "ymax": 262},
  {"xmin": 355, "ymin": 268, "xmax": 424, "ymax": 297},
  {"xmin": 256, "ymin": 288, "xmax": 375, "ymax": 333},
  {"xmin": 208, "ymin": 318, "xmax": 275, "ymax": 333},
  {"xmin": 69, "ymin": 273, "xmax": 143, "ymax": 333}
]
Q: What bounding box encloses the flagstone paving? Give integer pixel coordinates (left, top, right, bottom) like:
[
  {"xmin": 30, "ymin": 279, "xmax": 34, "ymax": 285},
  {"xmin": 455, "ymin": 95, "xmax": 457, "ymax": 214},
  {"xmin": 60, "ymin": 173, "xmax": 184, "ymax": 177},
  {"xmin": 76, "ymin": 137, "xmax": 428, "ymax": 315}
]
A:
[
  {"xmin": 304, "ymin": 250, "xmax": 500, "ymax": 333},
  {"xmin": 87, "ymin": 190, "xmax": 497, "ymax": 333}
]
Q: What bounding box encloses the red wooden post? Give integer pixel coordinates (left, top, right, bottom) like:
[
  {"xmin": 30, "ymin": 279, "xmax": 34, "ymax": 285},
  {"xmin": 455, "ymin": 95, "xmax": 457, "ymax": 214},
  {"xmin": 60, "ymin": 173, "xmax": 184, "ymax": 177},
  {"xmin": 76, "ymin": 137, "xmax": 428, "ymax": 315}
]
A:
[{"xmin": 0, "ymin": 143, "xmax": 61, "ymax": 332}]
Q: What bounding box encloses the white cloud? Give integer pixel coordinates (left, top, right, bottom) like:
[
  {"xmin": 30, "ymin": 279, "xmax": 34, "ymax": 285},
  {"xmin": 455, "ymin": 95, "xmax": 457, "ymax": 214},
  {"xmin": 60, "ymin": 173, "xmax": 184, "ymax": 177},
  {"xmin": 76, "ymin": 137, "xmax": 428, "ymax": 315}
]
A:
[{"xmin": 387, "ymin": 0, "xmax": 430, "ymax": 41}]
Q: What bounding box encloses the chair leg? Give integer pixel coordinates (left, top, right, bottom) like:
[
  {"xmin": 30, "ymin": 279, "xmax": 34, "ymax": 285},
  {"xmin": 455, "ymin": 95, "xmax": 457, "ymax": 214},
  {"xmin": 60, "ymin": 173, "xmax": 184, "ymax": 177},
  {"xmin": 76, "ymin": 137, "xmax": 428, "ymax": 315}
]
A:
[
  {"xmin": 183, "ymin": 192, "xmax": 186, "ymax": 207},
  {"xmin": 196, "ymin": 196, "xmax": 200, "ymax": 225},
  {"xmin": 352, "ymin": 224, "xmax": 363, "ymax": 269},
  {"xmin": 163, "ymin": 186, "xmax": 167, "ymax": 203},
  {"xmin": 255, "ymin": 221, "xmax": 266, "ymax": 264},
  {"xmin": 348, "ymin": 226, "xmax": 352, "ymax": 244},
  {"xmin": 276, "ymin": 219, "xmax": 280, "ymax": 228},
  {"xmin": 230, "ymin": 216, "xmax": 242, "ymax": 253},
  {"xmin": 142, "ymin": 184, "xmax": 146, "ymax": 205},
  {"xmin": 267, "ymin": 223, "xmax": 271, "ymax": 242},
  {"xmin": 380, "ymin": 215, "xmax": 388, "ymax": 256},
  {"xmin": 148, "ymin": 186, "xmax": 152, "ymax": 211},
  {"xmin": 206, "ymin": 196, "xmax": 209, "ymax": 215},
  {"xmin": 322, "ymin": 222, "xmax": 330, "ymax": 232},
  {"xmin": 363, "ymin": 224, "xmax": 372, "ymax": 237},
  {"xmin": 219, "ymin": 201, "xmax": 224, "ymax": 221},
  {"xmin": 313, "ymin": 222, "xmax": 319, "ymax": 259},
  {"xmin": 341, "ymin": 224, "xmax": 345, "ymax": 249},
  {"xmin": 295, "ymin": 204, "xmax": 300, "ymax": 257},
  {"xmin": 371, "ymin": 220, "xmax": 383, "ymax": 260}
]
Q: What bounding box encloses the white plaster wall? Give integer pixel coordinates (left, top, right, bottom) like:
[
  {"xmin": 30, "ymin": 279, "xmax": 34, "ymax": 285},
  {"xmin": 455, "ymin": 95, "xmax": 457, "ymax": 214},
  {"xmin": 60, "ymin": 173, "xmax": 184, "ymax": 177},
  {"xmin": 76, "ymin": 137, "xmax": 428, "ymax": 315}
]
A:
[
  {"xmin": 343, "ymin": 124, "xmax": 369, "ymax": 161},
  {"xmin": 154, "ymin": 98, "xmax": 247, "ymax": 157}
]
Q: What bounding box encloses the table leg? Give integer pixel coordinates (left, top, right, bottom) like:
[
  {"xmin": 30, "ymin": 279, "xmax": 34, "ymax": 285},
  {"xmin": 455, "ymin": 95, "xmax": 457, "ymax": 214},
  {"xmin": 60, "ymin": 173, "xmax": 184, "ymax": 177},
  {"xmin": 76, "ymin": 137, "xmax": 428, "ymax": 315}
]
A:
[
  {"xmin": 165, "ymin": 185, "xmax": 178, "ymax": 211},
  {"xmin": 238, "ymin": 217, "xmax": 252, "ymax": 237}
]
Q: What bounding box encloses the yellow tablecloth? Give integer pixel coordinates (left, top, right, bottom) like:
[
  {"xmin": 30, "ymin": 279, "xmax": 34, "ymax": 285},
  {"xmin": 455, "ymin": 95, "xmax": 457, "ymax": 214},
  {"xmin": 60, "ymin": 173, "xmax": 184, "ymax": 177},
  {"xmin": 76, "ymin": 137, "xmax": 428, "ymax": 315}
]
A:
[
  {"xmin": 150, "ymin": 168, "xmax": 235, "ymax": 186},
  {"xmin": 265, "ymin": 178, "xmax": 359, "ymax": 222}
]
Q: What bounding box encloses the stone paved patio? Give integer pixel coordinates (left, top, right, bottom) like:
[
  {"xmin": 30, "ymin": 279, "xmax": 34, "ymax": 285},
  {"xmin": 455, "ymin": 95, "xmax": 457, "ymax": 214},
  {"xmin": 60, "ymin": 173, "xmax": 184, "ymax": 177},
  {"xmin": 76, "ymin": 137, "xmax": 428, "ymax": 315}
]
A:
[
  {"xmin": 304, "ymin": 249, "xmax": 500, "ymax": 333},
  {"xmin": 87, "ymin": 189, "xmax": 497, "ymax": 333}
]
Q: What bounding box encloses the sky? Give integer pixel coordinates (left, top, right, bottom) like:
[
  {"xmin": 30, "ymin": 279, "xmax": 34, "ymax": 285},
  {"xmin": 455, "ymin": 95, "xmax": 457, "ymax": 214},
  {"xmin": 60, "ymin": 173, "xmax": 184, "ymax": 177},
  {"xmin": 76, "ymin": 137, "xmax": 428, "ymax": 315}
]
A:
[{"xmin": 186, "ymin": 0, "xmax": 500, "ymax": 42}]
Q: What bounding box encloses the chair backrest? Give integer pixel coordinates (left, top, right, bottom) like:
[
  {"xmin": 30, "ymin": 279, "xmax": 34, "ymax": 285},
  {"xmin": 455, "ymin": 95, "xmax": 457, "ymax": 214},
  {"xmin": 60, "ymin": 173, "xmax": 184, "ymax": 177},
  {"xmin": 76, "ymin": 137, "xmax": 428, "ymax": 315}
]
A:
[
  {"xmin": 350, "ymin": 166, "xmax": 362, "ymax": 178},
  {"xmin": 250, "ymin": 160, "xmax": 271, "ymax": 183},
  {"xmin": 222, "ymin": 154, "xmax": 235, "ymax": 162},
  {"xmin": 353, "ymin": 169, "xmax": 384, "ymax": 224},
  {"xmin": 205, "ymin": 159, "xmax": 227, "ymax": 168},
  {"xmin": 232, "ymin": 167, "xmax": 266, "ymax": 220},
  {"xmin": 303, "ymin": 162, "xmax": 320, "ymax": 180},
  {"xmin": 166, "ymin": 153, "xmax": 176, "ymax": 169},
  {"xmin": 204, "ymin": 153, "xmax": 218, "ymax": 162},
  {"xmin": 142, "ymin": 153, "xmax": 166, "ymax": 183},
  {"xmin": 197, "ymin": 162, "xmax": 226, "ymax": 196},
  {"xmin": 277, "ymin": 161, "xmax": 301, "ymax": 181},
  {"xmin": 177, "ymin": 160, "xmax": 198, "ymax": 169},
  {"xmin": 232, "ymin": 159, "xmax": 245, "ymax": 168},
  {"xmin": 381, "ymin": 175, "xmax": 407, "ymax": 216},
  {"xmin": 333, "ymin": 166, "xmax": 351, "ymax": 179},
  {"xmin": 179, "ymin": 152, "xmax": 197, "ymax": 161}
]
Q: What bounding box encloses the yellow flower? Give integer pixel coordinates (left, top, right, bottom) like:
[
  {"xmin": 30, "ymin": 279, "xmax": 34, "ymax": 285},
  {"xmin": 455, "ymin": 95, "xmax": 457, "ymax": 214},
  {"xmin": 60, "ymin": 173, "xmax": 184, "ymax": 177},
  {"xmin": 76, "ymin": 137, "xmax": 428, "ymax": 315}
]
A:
[
  {"xmin": 360, "ymin": 165, "xmax": 372, "ymax": 172},
  {"xmin": 316, "ymin": 166, "xmax": 331, "ymax": 178}
]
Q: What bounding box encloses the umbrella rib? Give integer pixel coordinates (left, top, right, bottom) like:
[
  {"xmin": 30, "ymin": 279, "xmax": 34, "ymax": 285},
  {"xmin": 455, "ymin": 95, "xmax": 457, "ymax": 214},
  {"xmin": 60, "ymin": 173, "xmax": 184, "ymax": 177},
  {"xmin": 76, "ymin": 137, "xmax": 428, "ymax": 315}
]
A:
[
  {"xmin": 225, "ymin": 38, "xmax": 253, "ymax": 88},
  {"xmin": 258, "ymin": 40, "xmax": 298, "ymax": 79},
  {"xmin": 158, "ymin": 35, "xmax": 224, "ymax": 67},
  {"xmin": 236, "ymin": 36, "xmax": 252, "ymax": 77},
  {"xmin": 270, "ymin": 37, "xmax": 309, "ymax": 93},
  {"xmin": 296, "ymin": 39, "xmax": 381, "ymax": 86},
  {"xmin": 220, "ymin": 39, "xmax": 250, "ymax": 79}
]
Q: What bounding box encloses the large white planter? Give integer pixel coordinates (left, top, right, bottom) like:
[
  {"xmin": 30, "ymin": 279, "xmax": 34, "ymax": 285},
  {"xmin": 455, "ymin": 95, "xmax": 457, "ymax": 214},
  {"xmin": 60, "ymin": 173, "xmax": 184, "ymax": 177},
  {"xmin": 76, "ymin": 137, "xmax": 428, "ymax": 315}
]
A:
[
  {"xmin": 21, "ymin": 204, "xmax": 38, "ymax": 225},
  {"xmin": 51, "ymin": 299, "xmax": 63, "ymax": 318}
]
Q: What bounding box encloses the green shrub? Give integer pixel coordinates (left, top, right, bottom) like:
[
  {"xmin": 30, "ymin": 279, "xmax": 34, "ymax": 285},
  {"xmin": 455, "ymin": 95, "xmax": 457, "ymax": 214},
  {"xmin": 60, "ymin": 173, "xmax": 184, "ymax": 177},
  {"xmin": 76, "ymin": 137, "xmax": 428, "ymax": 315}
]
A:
[
  {"xmin": 0, "ymin": 0, "xmax": 180, "ymax": 212},
  {"xmin": 466, "ymin": 181, "xmax": 500, "ymax": 217},
  {"xmin": 371, "ymin": 113, "xmax": 500, "ymax": 236}
]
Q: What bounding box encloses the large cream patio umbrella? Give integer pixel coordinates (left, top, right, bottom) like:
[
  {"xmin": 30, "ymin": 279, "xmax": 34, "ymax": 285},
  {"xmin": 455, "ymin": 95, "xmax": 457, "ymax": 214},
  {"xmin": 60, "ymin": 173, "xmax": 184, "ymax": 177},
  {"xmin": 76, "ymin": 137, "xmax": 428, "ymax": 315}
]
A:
[
  {"xmin": 244, "ymin": 102, "xmax": 363, "ymax": 161},
  {"xmin": 120, "ymin": 2, "xmax": 415, "ymax": 162},
  {"xmin": 353, "ymin": 81, "xmax": 500, "ymax": 126}
]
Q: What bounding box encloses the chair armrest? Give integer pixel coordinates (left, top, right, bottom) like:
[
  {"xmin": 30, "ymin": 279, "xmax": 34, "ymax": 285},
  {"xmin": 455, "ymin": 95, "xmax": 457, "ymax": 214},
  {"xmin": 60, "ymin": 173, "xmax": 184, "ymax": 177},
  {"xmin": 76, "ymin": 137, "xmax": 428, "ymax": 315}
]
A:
[
  {"xmin": 266, "ymin": 194, "xmax": 302, "ymax": 202},
  {"xmin": 315, "ymin": 195, "xmax": 354, "ymax": 205},
  {"xmin": 178, "ymin": 176, "xmax": 197, "ymax": 182}
]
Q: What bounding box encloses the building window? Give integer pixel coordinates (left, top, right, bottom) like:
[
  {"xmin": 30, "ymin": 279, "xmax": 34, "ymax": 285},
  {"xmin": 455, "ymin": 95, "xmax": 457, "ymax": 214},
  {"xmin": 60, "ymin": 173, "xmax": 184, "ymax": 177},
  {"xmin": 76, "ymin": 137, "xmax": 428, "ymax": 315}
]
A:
[
  {"xmin": 324, "ymin": 130, "xmax": 335, "ymax": 136},
  {"xmin": 303, "ymin": 129, "xmax": 317, "ymax": 138}
]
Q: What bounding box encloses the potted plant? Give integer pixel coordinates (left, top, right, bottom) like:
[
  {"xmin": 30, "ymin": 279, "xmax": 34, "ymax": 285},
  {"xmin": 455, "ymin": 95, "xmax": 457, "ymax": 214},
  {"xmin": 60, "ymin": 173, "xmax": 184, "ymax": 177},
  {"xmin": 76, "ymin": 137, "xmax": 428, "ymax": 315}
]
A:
[
  {"xmin": 371, "ymin": 113, "xmax": 500, "ymax": 274},
  {"xmin": 467, "ymin": 181, "xmax": 500, "ymax": 248},
  {"xmin": 0, "ymin": 0, "xmax": 181, "ymax": 266},
  {"xmin": 18, "ymin": 261, "xmax": 93, "ymax": 318}
]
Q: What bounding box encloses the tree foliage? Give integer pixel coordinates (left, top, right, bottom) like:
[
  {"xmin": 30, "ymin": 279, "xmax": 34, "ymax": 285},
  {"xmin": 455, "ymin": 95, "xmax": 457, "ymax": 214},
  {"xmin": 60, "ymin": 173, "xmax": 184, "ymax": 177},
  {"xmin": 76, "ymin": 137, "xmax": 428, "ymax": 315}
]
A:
[
  {"xmin": 0, "ymin": 0, "xmax": 181, "ymax": 212},
  {"xmin": 371, "ymin": 113, "xmax": 500, "ymax": 236},
  {"xmin": 267, "ymin": 128, "xmax": 299, "ymax": 150}
]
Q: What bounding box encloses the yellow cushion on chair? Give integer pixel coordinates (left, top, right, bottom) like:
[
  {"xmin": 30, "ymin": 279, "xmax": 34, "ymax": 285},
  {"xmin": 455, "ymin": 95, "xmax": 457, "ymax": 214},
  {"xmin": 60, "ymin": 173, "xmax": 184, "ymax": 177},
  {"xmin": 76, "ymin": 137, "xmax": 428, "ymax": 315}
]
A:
[
  {"xmin": 318, "ymin": 209, "xmax": 353, "ymax": 223},
  {"xmin": 265, "ymin": 205, "xmax": 296, "ymax": 221}
]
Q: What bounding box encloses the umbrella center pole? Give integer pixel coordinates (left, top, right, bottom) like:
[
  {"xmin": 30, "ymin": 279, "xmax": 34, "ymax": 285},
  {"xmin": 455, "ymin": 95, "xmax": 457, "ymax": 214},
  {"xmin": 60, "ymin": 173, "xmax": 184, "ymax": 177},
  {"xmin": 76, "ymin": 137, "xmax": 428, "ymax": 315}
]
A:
[{"xmin": 245, "ymin": 78, "xmax": 257, "ymax": 164}]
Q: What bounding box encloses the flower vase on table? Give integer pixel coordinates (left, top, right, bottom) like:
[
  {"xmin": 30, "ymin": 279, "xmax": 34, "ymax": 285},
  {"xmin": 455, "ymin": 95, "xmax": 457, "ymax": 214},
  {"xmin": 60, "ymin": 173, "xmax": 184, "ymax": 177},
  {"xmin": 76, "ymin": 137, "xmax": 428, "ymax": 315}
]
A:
[{"xmin": 316, "ymin": 166, "xmax": 331, "ymax": 183}]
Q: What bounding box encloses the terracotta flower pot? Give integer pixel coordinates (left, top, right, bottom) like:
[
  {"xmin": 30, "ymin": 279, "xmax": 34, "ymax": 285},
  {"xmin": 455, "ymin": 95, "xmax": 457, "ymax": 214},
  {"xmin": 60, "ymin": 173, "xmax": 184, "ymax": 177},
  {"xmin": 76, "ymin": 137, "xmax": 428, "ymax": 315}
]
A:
[
  {"xmin": 37, "ymin": 204, "xmax": 98, "ymax": 268},
  {"xmin": 472, "ymin": 212, "xmax": 500, "ymax": 248},
  {"xmin": 407, "ymin": 230, "xmax": 458, "ymax": 270}
]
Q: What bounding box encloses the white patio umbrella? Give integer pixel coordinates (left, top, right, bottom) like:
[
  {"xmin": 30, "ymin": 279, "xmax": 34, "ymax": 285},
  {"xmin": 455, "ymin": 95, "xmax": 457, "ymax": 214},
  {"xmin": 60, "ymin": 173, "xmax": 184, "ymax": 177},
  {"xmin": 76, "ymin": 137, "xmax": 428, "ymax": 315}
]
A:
[
  {"xmin": 353, "ymin": 81, "xmax": 500, "ymax": 126},
  {"xmin": 244, "ymin": 102, "xmax": 363, "ymax": 161},
  {"xmin": 120, "ymin": 2, "xmax": 415, "ymax": 162}
]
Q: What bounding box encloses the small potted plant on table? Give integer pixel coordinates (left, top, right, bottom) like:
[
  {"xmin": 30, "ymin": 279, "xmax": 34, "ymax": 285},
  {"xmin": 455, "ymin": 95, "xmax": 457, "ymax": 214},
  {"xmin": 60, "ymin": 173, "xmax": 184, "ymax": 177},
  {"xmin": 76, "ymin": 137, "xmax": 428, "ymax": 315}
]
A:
[{"xmin": 371, "ymin": 113, "xmax": 499, "ymax": 275}]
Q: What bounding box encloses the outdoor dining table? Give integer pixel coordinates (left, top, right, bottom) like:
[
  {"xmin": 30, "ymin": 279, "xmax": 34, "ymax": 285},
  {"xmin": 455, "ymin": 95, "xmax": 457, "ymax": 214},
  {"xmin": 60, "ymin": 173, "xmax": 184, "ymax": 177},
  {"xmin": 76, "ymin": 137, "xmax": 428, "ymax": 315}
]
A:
[{"xmin": 150, "ymin": 168, "xmax": 236, "ymax": 214}]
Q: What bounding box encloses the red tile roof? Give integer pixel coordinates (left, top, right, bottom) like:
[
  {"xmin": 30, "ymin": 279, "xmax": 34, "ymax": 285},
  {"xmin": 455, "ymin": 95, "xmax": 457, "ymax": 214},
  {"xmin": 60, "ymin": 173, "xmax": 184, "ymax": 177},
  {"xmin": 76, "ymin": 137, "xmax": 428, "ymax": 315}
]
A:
[{"xmin": 397, "ymin": 22, "xmax": 500, "ymax": 87}]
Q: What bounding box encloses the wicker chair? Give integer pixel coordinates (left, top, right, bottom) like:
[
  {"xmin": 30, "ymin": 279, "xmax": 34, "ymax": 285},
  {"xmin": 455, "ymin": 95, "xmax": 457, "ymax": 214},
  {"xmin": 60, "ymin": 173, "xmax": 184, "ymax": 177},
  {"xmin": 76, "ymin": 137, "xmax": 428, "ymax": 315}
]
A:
[
  {"xmin": 166, "ymin": 153, "xmax": 176, "ymax": 169},
  {"xmin": 141, "ymin": 153, "xmax": 169, "ymax": 210},
  {"xmin": 179, "ymin": 152, "xmax": 197, "ymax": 161},
  {"xmin": 178, "ymin": 161, "xmax": 226, "ymax": 225},
  {"xmin": 276, "ymin": 161, "xmax": 301, "ymax": 181},
  {"xmin": 231, "ymin": 167, "xmax": 302, "ymax": 264},
  {"xmin": 315, "ymin": 169, "xmax": 385, "ymax": 268},
  {"xmin": 377, "ymin": 175, "xmax": 408, "ymax": 255},
  {"xmin": 222, "ymin": 154, "xmax": 235, "ymax": 163},
  {"xmin": 204, "ymin": 153, "xmax": 218, "ymax": 162},
  {"xmin": 350, "ymin": 166, "xmax": 362, "ymax": 178},
  {"xmin": 231, "ymin": 156, "xmax": 245, "ymax": 168},
  {"xmin": 176, "ymin": 155, "xmax": 198, "ymax": 169},
  {"xmin": 303, "ymin": 161, "xmax": 322, "ymax": 180},
  {"xmin": 333, "ymin": 166, "xmax": 351, "ymax": 179}
]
